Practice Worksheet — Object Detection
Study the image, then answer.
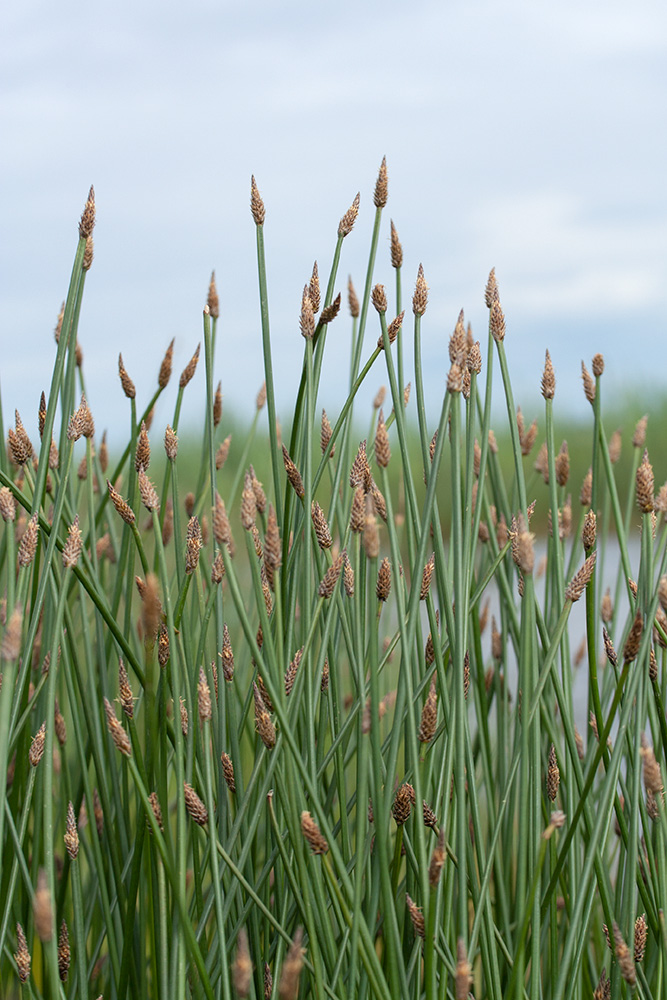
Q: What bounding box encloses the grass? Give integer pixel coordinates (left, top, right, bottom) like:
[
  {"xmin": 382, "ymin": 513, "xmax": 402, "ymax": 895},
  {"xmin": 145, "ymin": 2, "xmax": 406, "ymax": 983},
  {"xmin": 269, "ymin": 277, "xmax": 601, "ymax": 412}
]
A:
[{"xmin": 1, "ymin": 167, "xmax": 666, "ymax": 1000}]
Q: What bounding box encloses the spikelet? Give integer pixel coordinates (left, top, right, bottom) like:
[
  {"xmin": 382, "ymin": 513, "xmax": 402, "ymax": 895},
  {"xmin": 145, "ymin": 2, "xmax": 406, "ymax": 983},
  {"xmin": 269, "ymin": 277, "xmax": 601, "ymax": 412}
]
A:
[
  {"xmin": 183, "ymin": 782, "xmax": 208, "ymax": 825},
  {"xmin": 197, "ymin": 666, "xmax": 212, "ymax": 724},
  {"xmin": 253, "ymin": 682, "xmax": 276, "ymax": 750},
  {"xmin": 0, "ymin": 486, "xmax": 16, "ymax": 522},
  {"xmin": 278, "ymin": 928, "xmax": 304, "ymax": 1000},
  {"xmin": 348, "ymin": 276, "xmax": 360, "ymax": 317},
  {"xmin": 392, "ymin": 783, "xmax": 414, "ymax": 826},
  {"xmin": 623, "ymin": 610, "xmax": 643, "ymax": 662},
  {"xmin": 363, "ymin": 494, "xmax": 380, "ymax": 559},
  {"xmin": 636, "ymin": 449, "xmax": 654, "ymax": 513},
  {"xmin": 379, "ymin": 310, "xmax": 404, "ymax": 349},
  {"xmin": 58, "ymin": 920, "xmax": 70, "ymax": 981},
  {"xmin": 405, "ymin": 893, "xmax": 425, "ymax": 939},
  {"xmin": 374, "ymin": 409, "xmax": 390, "ymax": 468},
  {"xmin": 455, "ymin": 938, "xmax": 472, "ymax": 999},
  {"xmin": 373, "ymin": 156, "xmax": 388, "ymax": 209},
  {"xmin": 29, "ymin": 721, "xmax": 46, "ymax": 767},
  {"xmin": 318, "ymin": 552, "xmax": 344, "ymax": 599},
  {"xmin": 640, "ymin": 733, "xmax": 663, "ymax": 795},
  {"xmin": 282, "ymin": 445, "xmax": 305, "ymax": 499},
  {"xmin": 17, "ymin": 514, "xmax": 39, "ymax": 567},
  {"xmin": 232, "ymin": 928, "xmax": 252, "ymax": 998},
  {"xmin": 582, "ymin": 510, "xmax": 597, "ymax": 552},
  {"xmin": 321, "ymin": 409, "xmax": 334, "ymax": 458},
  {"xmin": 350, "ymin": 439, "xmax": 371, "ymax": 490},
  {"xmin": 376, "ymin": 557, "xmax": 391, "ymax": 601},
  {"xmin": 612, "ymin": 921, "xmax": 636, "ymax": 988},
  {"xmin": 215, "ymin": 433, "xmax": 231, "ymax": 470},
  {"xmin": 338, "ymin": 192, "xmax": 360, "ymax": 237},
  {"xmin": 419, "ymin": 677, "xmax": 438, "ymax": 744},
  {"xmin": 62, "ymin": 515, "xmax": 83, "ymax": 569},
  {"xmin": 221, "ymin": 752, "xmax": 236, "ymax": 792},
  {"xmin": 54, "ymin": 698, "xmax": 67, "ymax": 747},
  {"xmin": 1, "ymin": 605, "xmax": 23, "ymax": 661},
  {"xmin": 371, "ymin": 283, "xmax": 387, "ymax": 314},
  {"xmin": 33, "ymin": 869, "xmax": 52, "ymax": 942},
  {"xmin": 118, "ymin": 353, "xmax": 136, "ymax": 399},
  {"xmin": 213, "ymin": 492, "xmax": 232, "ymax": 545},
  {"xmin": 285, "ymin": 647, "xmax": 303, "ymax": 696},
  {"xmin": 413, "ymin": 263, "xmax": 428, "ymax": 315},
  {"xmin": 547, "ymin": 743, "xmax": 560, "ymax": 801},
  {"xmin": 581, "ymin": 362, "xmax": 595, "ymax": 404},
  {"xmin": 555, "ymin": 440, "xmax": 570, "ymax": 486},
  {"xmin": 541, "ymin": 349, "xmax": 556, "ymax": 399},
  {"xmin": 250, "ymin": 175, "xmax": 265, "ymax": 225},
  {"xmin": 78, "ymin": 184, "xmax": 95, "ymax": 238},
  {"xmin": 428, "ymin": 829, "xmax": 446, "ymax": 887},
  {"xmin": 178, "ymin": 344, "xmax": 200, "ymax": 390},
  {"xmin": 299, "ymin": 285, "xmax": 315, "ymax": 340},
  {"xmin": 15, "ymin": 923, "xmax": 31, "ymax": 982},
  {"xmin": 564, "ymin": 551, "xmax": 597, "ymax": 602},
  {"xmin": 301, "ymin": 810, "xmax": 329, "ymax": 854},
  {"xmin": 103, "ymin": 697, "xmax": 132, "ymax": 756},
  {"xmin": 107, "ymin": 480, "xmax": 135, "ymax": 524},
  {"xmin": 311, "ymin": 501, "xmax": 332, "ymax": 549},
  {"xmin": 423, "ymin": 800, "xmax": 438, "ymax": 831},
  {"xmin": 63, "ymin": 801, "xmax": 79, "ymax": 860}
]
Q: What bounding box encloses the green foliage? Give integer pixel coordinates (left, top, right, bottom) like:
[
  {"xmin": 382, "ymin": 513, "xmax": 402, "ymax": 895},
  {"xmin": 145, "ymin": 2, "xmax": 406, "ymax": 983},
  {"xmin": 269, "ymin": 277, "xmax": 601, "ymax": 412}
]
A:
[{"xmin": 1, "ymin": 170, "xmax": 666, "ymax": 1000}]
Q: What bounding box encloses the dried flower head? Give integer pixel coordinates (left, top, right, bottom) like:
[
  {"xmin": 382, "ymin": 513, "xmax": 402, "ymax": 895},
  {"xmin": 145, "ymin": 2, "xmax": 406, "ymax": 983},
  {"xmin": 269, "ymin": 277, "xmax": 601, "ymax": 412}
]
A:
[
  {"xmin": 58, "ymin": 919, "xmax": 70, "ymax": 981},
  {"xmin": 1, "ymin": 605, "xmax": 23, "ymax": 661},
  {"xmin": 582, "ymin": 510, "xmax": 597, "ymax": 551},
  {"xmin": 547, "ymin": 743, "xmax": 560, "ymax": 801},
  {"xmin": 118, "ymin": 353, "xmax": 136, "ymax": 399},
  {"xmin": 253, "ymin": 682, "xmax": 276, "ymax": 750},
  {"xmin": 33, "ymin": 869, "xmax": 52, "ymax": 942},
  {"xmin": 376, "ymin": 557, "xmax": 391, "ymax": 601},
  {"xmin": 390, "ymin": 219, "xmax": 403, "ymax": 268},
  {"xmin": 405, "ymin": 893, "xmax": 425, "ymax": 939},
  {"xmin": 564, "ymin": 551, "xmax": 597, "ymax": 602},
  {"xmin": 282, "ymin": 445, "xmax": 305, "ymax": 500},
  {"xmin": 555, "ymin": 440, "xmax": 570, "ymax": 486},
  {"xmin": 641, "ymin": 733, "xmax": 663, "ymax": 795},
  {"xmin": 301, "ymin": 810, "xmax": 329, "ymax": 854},
  {"xmin": 623, "ymin": 610, "xmax": 644, "ymax": 662},
  {"xmin": 198, "ymin": 666, "xmax": 212, "ymax": 724},
  {"xmin": 285, "ymin": 647, "xmax": 303, "ymax": 696},
  {"xmin": 311, "ymin": 501, "xmax": 332, "ymax": 550},
  {"xmin": 634, "ymin": 913, "xmax": 647, "ymax": 963},
  {"xmin": 179, "ymin": 344, "xmax": 201, "ymax": 389},
  {"xmin": 319, "ymin": 293, "xmax": 341, "ymax": 325},
  {"xmin": 15, "ymin": 923, "xmax": 31, "ymax": 982},
  {"xmin": 318, "ymin": 552, "xmax": 344, "ymax": 599},
  {"xmin": 250, "ymin": 175, "xmax": 265, "ymax": 225},
  {"xmin": 107, "ymin": 480, "xmax": 135, "ymax": 525},
  {"xmin": 17, "ymin": 514, "xmax": 39, "ymax": 567},
  {"xmin": 320, "ymin": 409, "xmax": 334, "ymax": 458},
  {"xmin": 338, "ymin": 192, "xmax": 360, "ymax": 238},
  {"xmin": 371, "ymin": 283, "xmax": 387, "ymax": 314},
  {"xmin": 62, "ymin": 515, "xmax": 83, "ymax": 569},
  {"xmin": 592, "ymin": 352, "xmax": 604, "ymax": 377},
  {"xmin": 485, "ymin": 267, "xmax": 498, "ymax": 308},
  {"xmin": 581, "ymin": 362, "xmax": 595, "ymax": 404},
  {"xmin": 28, "ymin": 721, "xmax": 46, "ymax": 767},
  {"xmin": 221, "ymin": 752, "xmax": 235, "ymax": 792},
  {"xmin": 373, "ymin": 156, "xmax": 388, "ymax": 209},
  {"xmin": 299, "ymin": 286, "xmax": 315, "ymax": 340},
  {"xmin": 413, "ymin": 263, "xmax": 428, "ymax": 315},
  {"xmin": 183, "ymin": 782, "xmax": 208, "ymax": 825},
  {"xmin": 78, "ymin": 184, "xmax": 95, "ymax": 239},
  {"xmin": 541, "ymin": 349, "xmax": 556, "ymax": 399},
  {"xmin": 490, "ymin": 299, "xmax": 506, "ymax": 342},
  {"xmin": 636, "ymin": 449, "xmax": 655, "ymax": 513},
  {"xmin": 428, "ymin": 829, "xmax": 446, "ymax": 887},
  {"xmin": 103, "ymin": 697, "xmax": 132, "ymax": 756},
  {"xmin": 612, "ymin": 921, "xmax": 636, "ymax": 987},
  {"xmin": 278, "ymin": 928, "xmax": 304, "ymax": 1000},
  {"xmin": 232, "ymin": 928, "xmax": 252, "ymax": 998},
  {"xmin": 363, "ymin": 494, "xmax": 380, "ymax": 559},
  {"xmin": 455, "ymin": 938, "xmax": 472, "ymax": 1000},
  {"xmin": 348, "ymin": 276, "xmax": 360, "ymax": 318},
  {"xmin": 419, "ymin": 677, "xmax": 438, "ymax": 744},
  {"xmin": 392, "ymin": 782, "xmax": 414, "ymax": 826},
  {"xmin": 580, "ymin": 467, "xmax": 592, "ymax": 507}
]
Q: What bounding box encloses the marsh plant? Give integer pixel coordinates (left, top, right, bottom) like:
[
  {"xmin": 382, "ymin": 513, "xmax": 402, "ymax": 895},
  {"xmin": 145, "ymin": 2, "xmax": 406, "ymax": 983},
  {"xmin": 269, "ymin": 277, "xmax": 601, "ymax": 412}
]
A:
[{"xmin": 1, "ymin": 165, "xmax": 666, "ymax": 1000}]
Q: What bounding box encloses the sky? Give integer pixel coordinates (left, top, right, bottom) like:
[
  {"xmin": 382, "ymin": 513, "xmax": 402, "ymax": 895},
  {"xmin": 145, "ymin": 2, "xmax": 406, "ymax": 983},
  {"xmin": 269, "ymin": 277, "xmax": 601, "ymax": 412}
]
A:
[{"xmin": 1, "ymin": 0, "xmax": 666, "ymax": 447}]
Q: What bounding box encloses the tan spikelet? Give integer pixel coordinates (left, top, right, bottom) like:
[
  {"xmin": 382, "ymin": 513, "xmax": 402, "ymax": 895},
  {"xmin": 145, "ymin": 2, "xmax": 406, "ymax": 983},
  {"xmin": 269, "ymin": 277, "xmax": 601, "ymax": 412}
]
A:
[
  {"xmin": 221, "ymin": 752, "xmax": 235, "ymax": 792},
  {"xmin": 455, "ymin": 938, "xmax": 472, "ymax": 999},
  {"xmin": 64, "ymin": 801, "xmax": 79, "ymax": 859},
  {"xmin": 371, "ymin": 283, "xmax": 387, "ymax": 314},
  {"xmin": 300, "ymin": 285, "xmax": 315, "ymax": 340},
  {"xmin": 301, "ymin": 810, "xmax": 329, "ymax": 854},
  {"xmin": 103, "ymin": 697, "xmax": 132, "ymax": 756},
  {"xmin": 17, "ymin": 515, "xmax": 39, "ymax": 567},
  {"xmin": 392, "ymin": 783, "xmax": 414, "ymax": 826},
  {"xmin": 285, "ymin": 647, "xmax": 303, "ymax": 696},
  {"xmin": 541, "ymin": 350, "xmax": 555, "ymax": 399},
  {"xmin": 183, "ymin": 782, "xmax": 208, "ymax": 825},
  {"xmin": 547, "ymin": 743, "xmax": 560, "ymax": 801},
  {"xmin": 179, "ymin": 344, "xmax": 201, "ymax": 388},
  {"xmin": 318, "ymin": 552, "xmax": 344, "ymax": 599},
  {"xmin": 250, "ymin": 175, "xmax": 265, "ymax": 225},
  {"xmin": 490, "ymin": 299, "xmax": 505, "ymax": 342},
  {"xmin": 118, "ymin": 353, "xmax": 136, "ymax": 399},
  {"xmin": 623, "ymin": 610, "xmax": 643, "ymax": 662},
  {"xmin": 348, "ymin": 276, "xmax": 360, "ymax": 317},
  {"xmin": 282, "ymin": 446, "xmax": 304, "ymax": 499},
  {"xmin": 428, "ymin": 829, "xmax": 445, "ymax": 887},
  {"xmin": 634, "ymin": 913, "xmax": 647, "ymax": 963},
  {"xmin": 107, "ymin": 480, "xmax": 135, "ymax": 524},
  {"xmin": 636, "ymin": 449, "xmax": 654, "ymax": 513},
  {"xmin": 157, "ymin": 337, "xmax": 175, "ymax": 389},
  {"xmin": 376, "ymin": 557, "xmax": 391, "ymax": 601},
  {"xmin": 253, "ymin": 682, "xmax": 276, "ymax": 750},
  {"xmin": 565, "ymin": 551, "xmax": 596, "ymax": 602},
  {"xmin": 374, "ymin": 409, "xmax": 390, "ymax": 467},
  {"xmin": 29, "ymin": 721, "xmax": 46, "ymax": 767},
  {"xmin": 338, "ymin": 192, "xmax": 360, "ymax": 237},
  {"xmin": 413, "ymin": 263, "xmax": 428, "ymax": 315},
  {"xmin": 15, "ymin": 923, "xmax": 31, "ymax": 982},
  {"xmin": 78, "ymin": 184, "xmax": 95, "ymax": 239},
  {"xmin": 405, "ymin": 893, "xmax": 425, "ymax": 939},
  {"xmin": 33, "ymin": 869, "xmax": 52, "ymax": 942},
  {"xmin": 320, "ymin": 409, "xmax": 334, "ymax": 458},
  {"xmin": 419, "ymin": 678, "xmax": 437, "ymax": 743},
  {"xmin": 232, "ymin": 927, "xmax": 252, "ymax": 998},
  {"xmin": 373, "ymin": 156, "xmax": 388, "ymax": 209},
  {"xmin": 58, "ymin": 919, "xmax": 70, "ymax": 981},
  {"xmin": 1, "ymin": 605, "xmax": 23, "ymax": 661},
  {"xmin": 198, "ymin": 666, "xmax": 212, "ymax": 724},
  {"xmin": 581, "ymin": 362, "xmax": 595, "ymax": 404},
  {"xmin": 311, "ymin": 501, "xmax": 332, "ymax": 549},
  {"xmin": 278, "ymin": 927, "xmax": 304, "ymax": 999},
  {"xmin": 363, "ymin": 495, "xmax": 380, "ymax": 559},
  {"xmin": 612, "ymin": 921, "xmax": 636, "ymax": 987}
]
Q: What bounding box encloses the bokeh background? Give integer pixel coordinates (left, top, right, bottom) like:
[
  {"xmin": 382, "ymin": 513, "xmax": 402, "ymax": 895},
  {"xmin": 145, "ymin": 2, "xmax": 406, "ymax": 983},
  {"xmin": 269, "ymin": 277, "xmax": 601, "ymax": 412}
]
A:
[{"xmin": 2, "ymin": 0, "xmax": 666, "ymax": 445}]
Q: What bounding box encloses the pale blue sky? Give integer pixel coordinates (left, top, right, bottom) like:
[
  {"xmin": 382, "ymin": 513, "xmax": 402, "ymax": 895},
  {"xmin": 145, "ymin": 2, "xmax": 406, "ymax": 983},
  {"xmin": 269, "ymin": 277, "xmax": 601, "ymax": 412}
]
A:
[{"xmin": 1, "ymin": 0, "xmax": 666, "ymax": 445}]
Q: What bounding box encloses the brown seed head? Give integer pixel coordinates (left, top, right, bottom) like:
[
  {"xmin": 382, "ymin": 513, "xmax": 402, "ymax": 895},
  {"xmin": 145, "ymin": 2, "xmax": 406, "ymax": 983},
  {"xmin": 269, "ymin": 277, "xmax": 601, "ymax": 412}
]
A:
[
  {"xmin": 78, "ymin": 184, "xmax": 95, "ymax": 239},
  {"xmin": 219, "ymin": 752, "xmax": 235, "ymax": 794},
  {"xmin": 198, "ymin": 666, "xmax": 212, "ymax": 725},
  {"xmin": 157, "ymin": 337, "xmax": 175, "ymax": 389},
  {"xmin": 285, "ymin": 647, "xmax": 303, "ymax": 696},
  {"xmin": 602, "ymin": 627, "xmax": 617, "ymax": 668},
  {"xmin": 606, "ymin": 428, "xmax": 622, "ymax": 465},
  {"xmin": 253, "ymin": 682, "xmax": 276, "ymax": 750},
  {"xmin": 636, "ymin": 449, "xmax": 654, "ymax": 513},
  {"xmin": 379, "ymin": 310, "xmax": 404, "ymax": 349},
  {"xmin": 34, "ymin": 869, "xmax": 53, "ymax": 942},
  {"xmin": 450, "ymin": 310, "xmax": 467, "ymax": 366},
  {"xmin": 592, "ymin": 352, "xmax": 604, "ymax": 377},
  {"xmin": 413, "ymin": 262, "xmax": 428, "ymax": 316},
  {"xmin": 278, "ymin": 928, "xmax": 304, "ymax": 1000},
  {"xmin": 376, "ymin": 557, "xmax": 391, "ymax": 601},
  {"xmin": 580, "ymin": 467, "xmax": 592, "ymax": 507},
  {"xmin": 338, "ymin": 192, "xmax": 360, "ymax": 238},
  {"xmin": 633, "ymin": 414, "xmax": 648, "ymax": 448},
  {"xmin": 1, "ymin": 605, "xmax": 23, "ymax": 661},
  {"xmin": 594, "ymin": 969, "xmax": 611, "ymax": 1000},
  {"xmin": 107, "ymin": 480, "xmax": 135, "ymax": 524},
  {"xmin": 300, "ymin": 286, "xmax": 315, "ymax": 340},
  {"xmin": 565, "ymin": 551, "xmax": 597, "ymax": 602},
  {"xmin": 350, "ymin": 486, "xmax": 365, "ymax": 533},
  {"xmin": 455, "ymin": 938, "xmax": 472, "ymax": 1000},
  {"xmin": 17, "ymin": 514, "xmax": 39, "ymax": 567},
  {"xmin": 282, "ymin": 445, "xmax": 304, "ymax": 500},
  {"xmin": 547, "ymin": 743, "xmax": 560, "ymax": 801},
  {"xmin": 343, "ymin": 554, "xmax": 355, "ymax": 597},
  {"xmin": 374, "ymin": 409, "xmax": 390, "ymax": 468},
  {"xmin": 58, "ymin": 920, "xmax": 70, "ymax": 981},
  {"xmin": 204, "ymin": 270, "xmax": 220, "ymax": 319},
  {"xmin": 467, "ymin": 340, "xmax": 482, "ymax": 375},
  {"xmin": 350, "ymin": 439, "xmax": 371, "ymax": 490},
  {"xmin": 363, "ymin": 494, "xmax": 380, "ymax": 559},
  {"xmin": 311, "ymin": 501, "xmax": 332, "ymax": 549},
  {"xmin": 582, "ymin": 510, "xmax": 597, "ymax": 552},
  {"xmin": 490, "ymin": 299, "xmax": 506, "ymax": 342},
  {"xmin": 390, "ymin": 219, "xmax": 403, "ymax": 268},
  {"xmin": 348, "ymin": 276, "xmax": 360, "ymax": 317},
  {"xmin": 318, "ymin": 552, "xmax": 344, "ymax": 599},
  {"xmin": 612, "ymin": 921, "xmax": 636, "ymax": 987},
  {"xmin": 250, "ymin": 175, "xmax": 265, "ymax": 225},
  {"xmin": 373, "ymin": 156, "xmax": 388, "ymax": 208},
  {"xmin": 15, "ymin": 923, "xmax": 31, "ymax": 982},
  {"xmin": 581, "ymin": 362, "xmax": 595, "ymax": 404},
  {"xmin": 64, "ymin": 801, "xmax": 79, "ymax": 859},
  {"xmin": 0, "ymin": 486, "xmax": 16, "ymax": 523},
  {"xmin": 162, "ymin": 424, "xmax": 178, "ymax": 462},
  {"xmin": 138, "ymin": 469, "xmax": 159, "ymax": 512},
  {"xmin": 308, "ymin": 261, "xmax": 320, "ymax": 314},
  {"xmin": 118, "ymin": 353, "xmax": 136, "ymax": 399},
  {"xmin": 623, "ymin": 610, "xmax": 644, "ymax": 662},
  {"xmin": 392, "ymin": 782, "xmax": 414, "ymax": 826},
  {"xmin": 423, "ymin": 800, "xmax": 438, "ymax": 831},
  {"xmin": 183, "ymin": 782, "xmax": 208, "ymax": 825},
  {"xmin": 240, "ymin": 473, "xmax": 256, "ymax": 531},
  {"xmin": 484, "ymin": 267, "xmax": 498, "ymax": 307},
  {"xmin": 180, "ymin": 343, "xmax": 201, "ymax": 388},
  {"xmin": 147, "ymin": 791, "xmax": 164, "ymax": 832},
  {"xmin": 419, "ymin": 677, "xmax": 438, "ymax": 744},
  {"xmin": 320, "ymin": 292, "xmax": 341, "ymax": 325},
  {"xmin": 29, "ymin": 721, "xmax": 46, "ymax": 767},
  {"xmin": 447, "ymin": 362, "xmax": 463, "ymax": 394},
  {"xmin": 405, "ymin": 893, "xmax": 425, "ymax": 939},
  {"xmin": 54, "ymin": 698, "xmax": 67, "ymax": 747},
  {"xmin": 634, "ymin": 913, "xmax": 647, "ymax": 963},
  {"xmin": 420, "ymin": 553, "xmax": 435, "ymax": 600},
  {"xmin": 555, "ymin": 440, "xmax": 570, "ymax": 486},
  {"xmin": 264, "ymin": 503, "xmax": 282, "ymax": 578},
  {"xmin": 641, "ymin": 734, "xmax": 663, "ymax": 795},
  {"xmin": 301, "ymin": 810, "xmax": 329, "ymax": 854},
  {"xmin": 541, "ymin": 349, "xmax": 556, "ymax": 399},
  {"xmin": 213, "ymin": 492, "xmax": 232, "ymax": 548},
  {"xmin": 372, "ymin": 283, "xmax": 387, "ymax": 314},
  {"xmin": 232, "ymin": 928, "xmax": 252, "ymax": 998},
  {"xmin": 62, "ymin": 515, "xmax": 83, "ymax": 569},
  {"xmin": 103, "ymin": 697, "xmax": 132, "ymax": 756},
  {"xmin": 215, "ymin": 434, "xmax": 231, "ymax": 470},
  {"xmin": 321, "ymin": 409, "xmax": 334, "ymax": 458},
  {"xmin": 428, "ymin": 829, "xmax": 445, "ymax": 887}
]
